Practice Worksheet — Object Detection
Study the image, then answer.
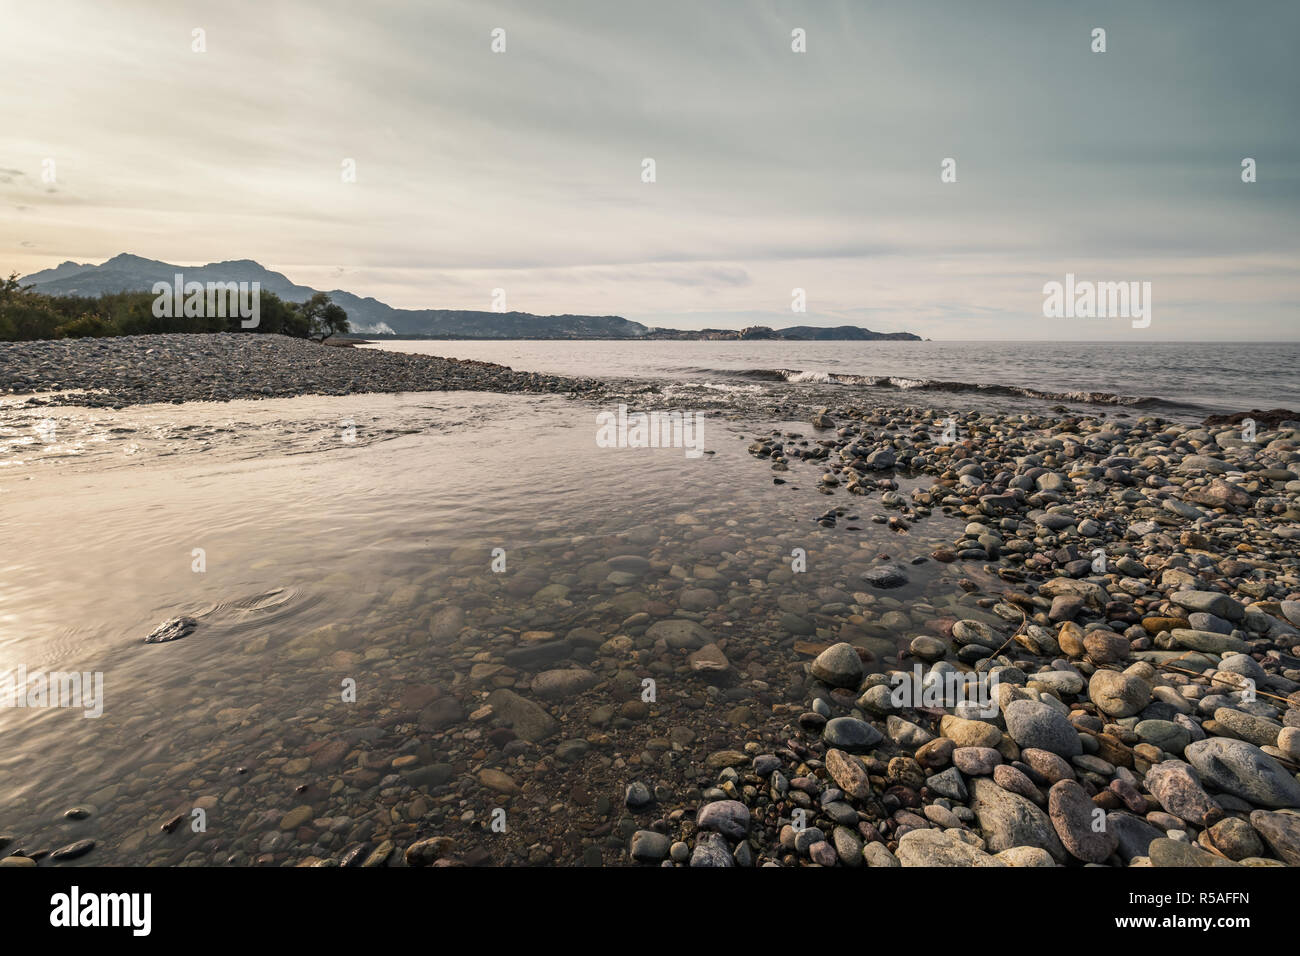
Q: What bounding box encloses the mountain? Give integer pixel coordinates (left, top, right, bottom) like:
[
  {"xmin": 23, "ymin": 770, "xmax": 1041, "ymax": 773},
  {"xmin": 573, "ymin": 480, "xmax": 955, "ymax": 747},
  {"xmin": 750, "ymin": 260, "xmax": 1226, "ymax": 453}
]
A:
[
  {"xmin": 19, "ymin": 254, "xmax": 643, "ymax": 338},
  {"xmin": 18, "ymin": 255, "xmax": 921, "ymax": 340}
]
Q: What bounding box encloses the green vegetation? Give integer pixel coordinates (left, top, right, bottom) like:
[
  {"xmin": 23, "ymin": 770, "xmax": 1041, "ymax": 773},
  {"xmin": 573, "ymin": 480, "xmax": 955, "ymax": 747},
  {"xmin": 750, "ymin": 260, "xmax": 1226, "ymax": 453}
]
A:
[{"xmin": 0, "ymin": 274, "xmax": 349, "ymax": 342}]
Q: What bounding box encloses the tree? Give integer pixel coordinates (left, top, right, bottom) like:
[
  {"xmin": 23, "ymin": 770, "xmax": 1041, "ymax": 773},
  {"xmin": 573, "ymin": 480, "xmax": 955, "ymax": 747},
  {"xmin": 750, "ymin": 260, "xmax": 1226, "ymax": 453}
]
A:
[{"xmin": 297, "ymin": 291, "xmax": 350, "ymax": 342}]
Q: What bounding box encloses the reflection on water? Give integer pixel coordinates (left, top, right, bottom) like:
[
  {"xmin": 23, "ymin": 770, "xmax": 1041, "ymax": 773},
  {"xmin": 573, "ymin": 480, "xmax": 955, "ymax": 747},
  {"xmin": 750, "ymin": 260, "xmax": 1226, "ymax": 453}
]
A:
[{"xmin": 0, "ymin": 391, "xmax": 995, "ymax": 865}]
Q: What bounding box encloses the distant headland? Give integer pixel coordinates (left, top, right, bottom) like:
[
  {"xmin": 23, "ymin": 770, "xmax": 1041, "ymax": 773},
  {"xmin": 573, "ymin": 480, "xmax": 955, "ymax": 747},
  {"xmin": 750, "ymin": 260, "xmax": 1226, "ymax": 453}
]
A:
[{"xmin": 18, "ymin": 255, "xmax": 922, "ymax": 342}]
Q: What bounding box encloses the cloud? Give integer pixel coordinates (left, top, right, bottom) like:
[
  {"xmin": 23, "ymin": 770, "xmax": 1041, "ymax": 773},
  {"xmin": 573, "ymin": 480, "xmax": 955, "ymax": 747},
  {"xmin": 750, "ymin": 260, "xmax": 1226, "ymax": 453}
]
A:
[{"xmin": 0, "ymin": 0, "xmax": 1296, "ymax": 339}]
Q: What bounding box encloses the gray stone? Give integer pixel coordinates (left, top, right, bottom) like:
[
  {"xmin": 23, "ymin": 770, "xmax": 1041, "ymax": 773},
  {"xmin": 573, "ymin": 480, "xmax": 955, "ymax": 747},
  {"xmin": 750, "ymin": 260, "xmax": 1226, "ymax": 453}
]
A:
[
  {"xmin": 689, "ymin": 832, "xmax": 734, "ymax": 867},
  {"xmin": 895, "ymin": 828, "xmax": 1005, "ymax": 867},
  {"xmin": 862, "ymin": 564, "xmax": 909, "ymax": 588},
  {"xmin": 1213, "ymin": 708, "xmax": 1281, "ymax": 749},
  {"xmin": 952, "ymin": 746, "xmax": 1002, "ymax": 776},
  {"xmin": 926, "ymin": 766, "xmax": 968, "ymax": 801},
  {"xmin": 886, "ymin": 715, "xmax": 935, "ymax": 748},
  {"xmin": 695, "ymin": 800, "xmax": 751, "ymax": 840},
  {"xmin": 1186, "ymin": 737, "xmax": 1300, "ymax": 808},
  {"xmin": 1171, "ymin": 591, "xmax": 1244, "ymax": 621},
  {"xmin": 810, "ymin": 642, "xmax": 864, "ymax": 688},
  {"xmin": 822, "ymin": 717, "xmax": 883, "ymax": 753},
  {"xmin": 969, "ymin": 777, "xmax": 1067, "ymax": 863},
  {"xmin": 1134, "ymin": 719, "xmax": 1191, "ymax": 755},
  {"xmin": 485, "ymin": 688, "xmax": 557, "ymax": 742},
  {"xmin": 1088, "ymin": 669, "xmax": 1150, "ymax": 718},
  {"xmin": 833, "ymin": 826, "xmax": 863, "ymax": 867},
  {"xmin": 1248, "ymin": 809, "xmax": 1300, "ymax": 865},
  {"xmin": 1004, "ymin": 699, "xmax": 1082, "ymax": 757},
  {"xmin": 1107, "ymin": 812, "xmax": 1164, "ymax": 862},
  {"xmin": 530, "ymin": 668, "xmax": 596, "ymax": 698},
  {"xmin": 1171, "ymin": 629, "xmax": 1249, "ymax": 655},
  {"xmin": 645, "ymin": 619, "xmax": 710, "ymax": 649},
  {"xmin": 629, "ymin": 830, "xmax": 670, "ymax": 862}
]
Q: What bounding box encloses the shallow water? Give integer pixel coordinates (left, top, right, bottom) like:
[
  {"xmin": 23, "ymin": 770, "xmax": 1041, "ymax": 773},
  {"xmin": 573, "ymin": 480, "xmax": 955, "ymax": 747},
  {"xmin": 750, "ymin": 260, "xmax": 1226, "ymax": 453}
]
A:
[{"xmin": 0, "ymin": 387, "xmax": 1001, "ymax": 865}]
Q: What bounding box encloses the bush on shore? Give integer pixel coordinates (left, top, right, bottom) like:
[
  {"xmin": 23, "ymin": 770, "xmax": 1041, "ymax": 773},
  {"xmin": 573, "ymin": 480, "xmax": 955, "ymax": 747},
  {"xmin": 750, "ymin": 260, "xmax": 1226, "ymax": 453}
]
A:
[{"xmin": 0, "ymin": 274, "xmax": 349, "ymax": 342}]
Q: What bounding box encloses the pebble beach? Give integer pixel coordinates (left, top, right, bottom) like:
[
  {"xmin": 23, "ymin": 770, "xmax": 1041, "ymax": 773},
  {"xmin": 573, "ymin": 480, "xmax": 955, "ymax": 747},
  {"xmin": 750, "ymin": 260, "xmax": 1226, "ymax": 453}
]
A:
[{"xmin": 0, "ymin": 335, "xmax": 1298, "ymax": 868}]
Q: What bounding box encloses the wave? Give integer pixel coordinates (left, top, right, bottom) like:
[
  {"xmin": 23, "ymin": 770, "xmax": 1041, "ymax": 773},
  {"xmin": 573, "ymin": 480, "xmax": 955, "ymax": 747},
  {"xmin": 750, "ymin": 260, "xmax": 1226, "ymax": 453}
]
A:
[{"xmin": 694, "ymin": 367, "xmax": 1208, "ymax": 411}]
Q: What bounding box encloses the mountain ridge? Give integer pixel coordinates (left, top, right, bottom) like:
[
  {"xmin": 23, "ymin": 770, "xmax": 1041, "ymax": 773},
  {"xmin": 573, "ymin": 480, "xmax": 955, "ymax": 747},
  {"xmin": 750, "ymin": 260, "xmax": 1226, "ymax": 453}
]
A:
[{"xmin": 18, "ymin": 255, "xmax": 922, "ymax": 341}]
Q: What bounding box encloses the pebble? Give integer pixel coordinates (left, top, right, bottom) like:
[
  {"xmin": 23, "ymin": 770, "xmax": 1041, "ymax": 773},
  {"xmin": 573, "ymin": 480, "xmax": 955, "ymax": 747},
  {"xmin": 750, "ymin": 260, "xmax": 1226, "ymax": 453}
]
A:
[
  {"xmin": 1048, "ymin": 779, "xmax": 1118, "ymax": 863},
  {"xmin": 1185, "ymin": 738, "xmax": 1300, "ymax": 808},
  {"xmin": 695, "ymin": 800, "xmax": 750, "ymax": 840},
  {"xmin": 822, "ymin": 717, "xmax": 883, "ymax": 752},
  {"xmin": 810, "ymin": 642, "xmax": 864, "ymax": 688},
  {"xmin": 1003, "ymin": 699, "xmax": 1082, "ymax": 757}
]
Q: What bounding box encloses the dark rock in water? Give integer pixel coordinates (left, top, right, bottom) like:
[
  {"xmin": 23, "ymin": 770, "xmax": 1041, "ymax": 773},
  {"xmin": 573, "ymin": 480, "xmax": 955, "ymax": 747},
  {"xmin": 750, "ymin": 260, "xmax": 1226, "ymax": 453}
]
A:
[
  {"xmin": 822, "ymin": 717, "xmax": 883, "ymax": 752},
  {"xmin": 503, "ymin": 640, "xmax": 571, "ymax": 669},
  {"xmin": 810, "ymin": 642, "xmax": 864, "ymax": 688},
  {"xmin": 144, "ymin": 616, "xmax": 198, "ymax": 644},
  {"xmin": 339, "ymin": 843, "xmax": 371, "ymax": 867},
  {"xmin": 530, "ymin": 668, "xmax": 596, "ymax": 698},
  {"xmin": 485, "ymin": 689, "xmax": 558, "ymax": 742},
  {"xmin": 866, "ymin": 448, "xmax": 896, "ymax": 470},
  {"xmin": 417, "ymin": 697, "xmax": 464, "ymax": 732},
  {"xmin": 1202, "ymin": 408, "xmax": 1300, "ymax": 429},
  {"xmin": 625, "ymin": 781, "xmax": 654, "ymax": 809},
  {"xmin": 862, "ymin": 564, "xmax": 909, "ymax": 588},
  {"xmin": 50, "ymin": 839, "xmax": 96, "ymax": 861},
  {"xmin": 404, "ymin": 836, "xmax": 454, "ymax": 866}
]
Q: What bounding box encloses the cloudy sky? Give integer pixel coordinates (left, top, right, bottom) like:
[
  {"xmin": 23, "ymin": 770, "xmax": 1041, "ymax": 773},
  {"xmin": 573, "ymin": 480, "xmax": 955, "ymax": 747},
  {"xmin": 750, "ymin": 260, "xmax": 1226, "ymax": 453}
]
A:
[{"xmin": 2, "ymin": 0, "xmax": 1297, "ymax": 339}]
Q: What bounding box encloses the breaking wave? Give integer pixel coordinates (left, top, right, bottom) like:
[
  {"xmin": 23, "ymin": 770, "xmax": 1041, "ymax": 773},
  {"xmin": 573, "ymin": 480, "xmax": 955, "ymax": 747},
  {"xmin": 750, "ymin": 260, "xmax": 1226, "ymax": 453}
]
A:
[{"xmin": 689, "ymin": 367, "xmax": 1209, "ymax": 411}]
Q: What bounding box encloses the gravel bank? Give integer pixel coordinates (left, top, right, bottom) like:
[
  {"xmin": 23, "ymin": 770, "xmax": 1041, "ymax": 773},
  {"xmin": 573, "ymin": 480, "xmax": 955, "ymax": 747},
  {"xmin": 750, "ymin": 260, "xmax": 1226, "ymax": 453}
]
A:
[{"xmin": 0, "ymin": 333, "xmax": 601, "ymax": 407}]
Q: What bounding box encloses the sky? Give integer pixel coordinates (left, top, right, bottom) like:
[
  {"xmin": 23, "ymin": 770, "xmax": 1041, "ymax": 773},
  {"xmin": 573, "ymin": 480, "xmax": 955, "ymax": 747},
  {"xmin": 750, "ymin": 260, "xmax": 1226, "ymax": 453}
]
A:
[{"xmin": 2, "ymin": 0, "xmax": 1297, "ymax": 340}]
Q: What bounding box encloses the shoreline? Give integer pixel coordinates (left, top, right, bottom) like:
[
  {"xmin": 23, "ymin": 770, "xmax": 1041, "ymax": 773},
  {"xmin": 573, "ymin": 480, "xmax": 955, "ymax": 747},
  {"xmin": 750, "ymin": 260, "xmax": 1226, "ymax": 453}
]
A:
[{"xmin": 4, "ymin": 334, "xmax": 1297, "ymax": 429}]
